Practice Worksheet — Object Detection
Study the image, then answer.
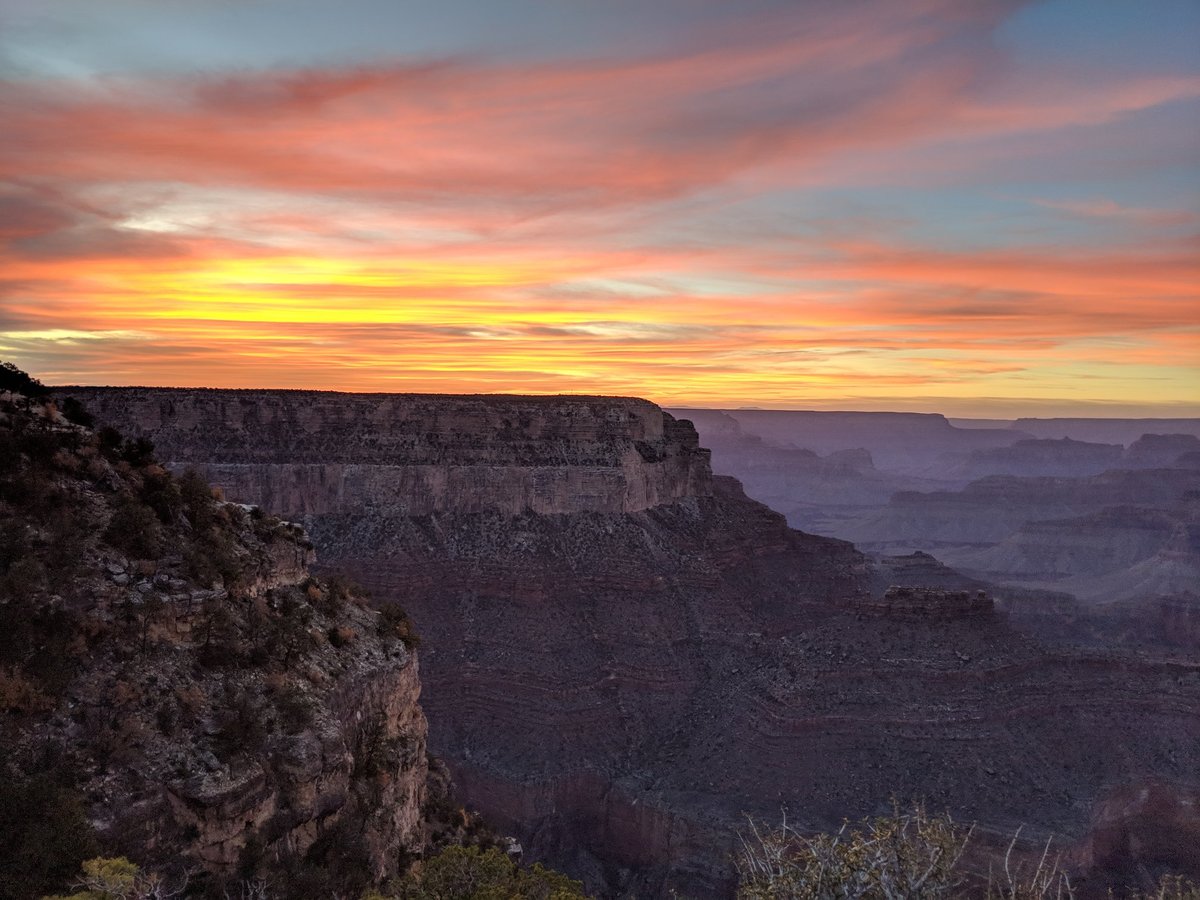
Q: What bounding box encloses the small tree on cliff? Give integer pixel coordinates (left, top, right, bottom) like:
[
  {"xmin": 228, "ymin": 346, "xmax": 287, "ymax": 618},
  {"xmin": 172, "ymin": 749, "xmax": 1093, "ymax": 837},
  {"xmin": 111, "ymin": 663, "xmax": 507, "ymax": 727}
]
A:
[{"xmin": 0, "ymin": 361, "xmax": 48, "ymax": 400}]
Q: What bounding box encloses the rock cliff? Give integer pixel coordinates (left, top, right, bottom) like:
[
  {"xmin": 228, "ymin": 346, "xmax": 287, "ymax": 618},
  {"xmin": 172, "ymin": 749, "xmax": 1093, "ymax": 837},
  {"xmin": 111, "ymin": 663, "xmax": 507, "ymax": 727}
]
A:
[
  {"xmin": 66, "ymin": 388, "xmax": 1200, "ymax": 898},
  {"xmin": 0, "ymin": 391, "xmax": 430, "ymax": 896},
  {"xmin": 68, "ymin": 389, "xmax": 711, "ymax": 518}
]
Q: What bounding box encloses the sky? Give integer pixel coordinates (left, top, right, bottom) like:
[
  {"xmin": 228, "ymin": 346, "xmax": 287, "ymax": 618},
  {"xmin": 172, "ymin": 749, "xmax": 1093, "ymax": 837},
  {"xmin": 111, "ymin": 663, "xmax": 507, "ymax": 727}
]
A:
[{"xmin": 0, "ymin": 0, "xmax": 1197, "ymax": 417}]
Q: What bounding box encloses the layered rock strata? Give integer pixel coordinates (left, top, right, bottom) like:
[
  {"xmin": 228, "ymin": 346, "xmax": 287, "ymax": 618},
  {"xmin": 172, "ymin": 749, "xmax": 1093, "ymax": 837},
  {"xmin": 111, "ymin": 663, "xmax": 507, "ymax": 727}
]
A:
[
  {"xmin": 1, "ymin": 394, "xmax": 429, "ymax": 890},
  {"xmin": 68, "ymin": 389, "xmax": 711, "ymax": 517},
  {"xmin": 68, "ymin": 388, "xmax": 1200, "ymax": 898}
]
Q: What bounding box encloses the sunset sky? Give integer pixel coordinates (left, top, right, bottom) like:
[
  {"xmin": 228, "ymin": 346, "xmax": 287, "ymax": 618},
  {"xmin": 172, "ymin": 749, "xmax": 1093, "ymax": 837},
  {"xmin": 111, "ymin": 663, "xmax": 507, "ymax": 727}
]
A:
[{"xmin": 1, "ymin": 0, "xmax": 1197, "ymax": 416}]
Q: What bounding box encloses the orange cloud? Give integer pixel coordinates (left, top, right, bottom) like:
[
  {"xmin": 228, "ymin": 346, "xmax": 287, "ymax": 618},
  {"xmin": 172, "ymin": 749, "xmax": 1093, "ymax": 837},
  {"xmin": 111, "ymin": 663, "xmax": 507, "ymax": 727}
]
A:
[{"xmin": 0, "ymin": 1, "xmax": 1197, "ymax": 415}]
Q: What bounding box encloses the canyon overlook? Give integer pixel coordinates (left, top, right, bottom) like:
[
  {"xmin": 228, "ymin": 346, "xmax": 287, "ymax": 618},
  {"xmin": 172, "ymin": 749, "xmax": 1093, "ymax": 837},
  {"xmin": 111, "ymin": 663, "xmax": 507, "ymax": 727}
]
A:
[{"xmin": 68, "ymin": 388, "xmax": 1200, "ymax": 897}]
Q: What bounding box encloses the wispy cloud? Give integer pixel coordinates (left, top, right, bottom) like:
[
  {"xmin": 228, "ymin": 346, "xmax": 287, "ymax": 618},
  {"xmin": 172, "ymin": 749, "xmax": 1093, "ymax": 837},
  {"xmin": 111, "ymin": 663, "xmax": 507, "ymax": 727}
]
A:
[
  {"xmin": 1031, "ymin": 197, "xmax": 1196, "ymax": 227},
  {"xmin": 0, "ymin": 0, "xmax": 1196, "ymax": 413}
]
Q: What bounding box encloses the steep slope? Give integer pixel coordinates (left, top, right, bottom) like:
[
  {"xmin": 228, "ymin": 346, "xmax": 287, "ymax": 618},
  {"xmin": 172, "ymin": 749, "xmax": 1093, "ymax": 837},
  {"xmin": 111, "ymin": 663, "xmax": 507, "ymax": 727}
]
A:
[
  {"xmin": 68, "ymin": 388, "xmax": 1200, "ymax": 898},
  {"xmin": 0, "ymin": 391, "xmax": 429, "ymax": 897}
]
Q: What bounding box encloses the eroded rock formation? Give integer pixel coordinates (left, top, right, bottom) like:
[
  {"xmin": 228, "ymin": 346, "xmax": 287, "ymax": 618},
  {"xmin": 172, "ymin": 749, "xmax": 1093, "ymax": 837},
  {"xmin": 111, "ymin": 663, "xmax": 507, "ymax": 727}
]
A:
[
  {"xmin": 0, "ymin": 394, "xmax": 429, "ymax": 893},
  {"xmin": 67, "ymin": 388, "xmax": 1200, "ymax": 898}
]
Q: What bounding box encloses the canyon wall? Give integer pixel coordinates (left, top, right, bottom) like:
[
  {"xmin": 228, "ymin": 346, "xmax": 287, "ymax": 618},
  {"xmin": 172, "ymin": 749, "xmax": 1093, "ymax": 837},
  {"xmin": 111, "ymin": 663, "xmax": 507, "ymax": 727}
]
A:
[
  {"xmin": 68, "ymin": 388, "xmax": 1200, "ymax": 897},
  {"xmin": 70, "ymin": 389, "xmax": 711, "ymax": 517}
]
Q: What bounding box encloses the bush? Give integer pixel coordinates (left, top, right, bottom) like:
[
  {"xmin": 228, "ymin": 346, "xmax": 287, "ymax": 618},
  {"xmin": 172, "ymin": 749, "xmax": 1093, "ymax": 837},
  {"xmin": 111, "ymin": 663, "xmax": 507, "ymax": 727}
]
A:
[
  {"xmin": 379, "ymin": 602, "xmax": 420, "ymax": 650},
  {"xmin": 0, "ymin": 592, "xmax": 81, "ymax": 697},
  {"xmin": 0, "ymin": 773, "xmax": 98, "ymax": 900},
  {"xmin": 139, "ymin": 466, "xmax": 182, "ymax": 525},
  {"xmin": 737, "ymin": 805, "xmax": 970, "ymax": 900},
  {"xmin": 179, "ymin": 468, "xmax": 217, "ymax": 530},
  {"xmin": 97, "ymin": 427, "xmax": 124, "ymax": 461},
  {"xmin": 1126, "ymin": 875, "xmax": 1200, "ymax": 900},
  {"xmin": 392, "ymin": 845, "xmax": 589, "ymax": 899},
  {"xmin": 121, "ymin": 436, "xmax": 155, "ymax": 467},
  {"xmin": 103, "ymin": 496, "xmax": 163, "ymax": 560},
  {"xmin": 0, "ymin": 667, "xmax": 55, "ymax": 714},
  {"xmin": 214, "ymin": 689, "xmax": 269, "ymax": 757},
  {"xmin": 60, "ymin": 397, "xmax": 94, "ymax": 428},
  {"xmin": 985, "ymin": 828, "xmax": 1075, "ymax": 900}
]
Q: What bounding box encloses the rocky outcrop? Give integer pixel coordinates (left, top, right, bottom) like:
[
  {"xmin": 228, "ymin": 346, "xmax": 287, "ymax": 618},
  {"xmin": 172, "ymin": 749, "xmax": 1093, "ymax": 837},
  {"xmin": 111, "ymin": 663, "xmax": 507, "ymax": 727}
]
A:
[
  {"xmin": 66, "ymin": 388, "xmax": 1200, "ymax": 898},
  {"xmin": 949, "ymin": 438, "xmax": 1124, "ymax": 480},
  {"xmin": 854, "ymin": 585, "xmax": 994, "ymax": 619},
  {"xmin": 0, "ymin": 393, "xmax": 430, "ymax": 891}
]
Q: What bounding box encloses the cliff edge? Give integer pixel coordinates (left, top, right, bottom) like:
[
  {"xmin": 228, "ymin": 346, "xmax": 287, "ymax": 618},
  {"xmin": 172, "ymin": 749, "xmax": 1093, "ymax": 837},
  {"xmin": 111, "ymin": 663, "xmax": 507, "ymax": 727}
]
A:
[{"xmin": 1, "ymin": 389, "xmax": 429, "ymax": 897}]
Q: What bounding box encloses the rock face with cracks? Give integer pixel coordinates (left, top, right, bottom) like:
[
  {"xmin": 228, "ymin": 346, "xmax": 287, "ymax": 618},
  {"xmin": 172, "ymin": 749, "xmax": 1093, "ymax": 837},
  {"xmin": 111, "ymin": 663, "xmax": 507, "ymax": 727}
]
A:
[
  {"xmin": 1, "ymin": 393, "xmax": 429, "ymax": 893},
  {"xmin": 68, "ymin": 387, "xmax": 1200, "ymax": 898}
]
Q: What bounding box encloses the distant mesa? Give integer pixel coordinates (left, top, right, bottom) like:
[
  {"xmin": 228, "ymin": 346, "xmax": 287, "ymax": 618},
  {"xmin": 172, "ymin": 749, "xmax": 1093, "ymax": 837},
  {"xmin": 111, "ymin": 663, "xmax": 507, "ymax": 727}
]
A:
[
  {"xmin": 1124, "ymin": 433, "xmax": 1200, "ymax": 468},
  {"xmin": 855, "ymin": 585, "xmax": 995, "ymax": 620}
]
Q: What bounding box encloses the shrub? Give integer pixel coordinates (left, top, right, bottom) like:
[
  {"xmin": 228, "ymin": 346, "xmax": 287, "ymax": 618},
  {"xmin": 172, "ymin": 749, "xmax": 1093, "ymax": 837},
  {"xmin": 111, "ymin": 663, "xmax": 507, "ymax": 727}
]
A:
[
  {"xmin": 0, "ymin": 666, "xmax": 55, "ymax": 714},
  {"xmin": 0, "ymin": 773, "xmax": 98, "ymax": 900},
  {"xmin": 379, "ymin": 602, "xmax": 421, "ymax": 650},
  {"xmin": 214, "ymin": 689, "xmax": 269, "ymax": 757},
  {"xmin": 0, "ymin": 592, "xmax": 81, "ymax": 697},
  {"xmin": 1126, "ymin": 875, "xmax": 1200, "ymax": 900},
  {"xmin": 97, "ymin": 427, "xmax": 124, "ymax": 461},
  {"xmin": 985, "ymin": 828, "xmax": 1074, "ymax": 900},
  {"xmin": 121, "ymin": 436, "xmax": 156, "ymax": 467},
  {"xmin": 18, "ymin": 427, "xmax": 64, "ymax": 467},
  {"xmin": 391, "ymin": 845, "xmax": 589, "ymax": 899},
  {"xmin": 0, "ymin": 520, "xmax": 31, "ymax": 577},
  {"xmin": 42, "ymin": 855, "xmax": 187, "ymax": 900},
  {"xmin": 271, "ymin": 595, "xmax": 316, "ymax": 669},
  {"xmin": 737, "ymin": 805, "xmax": 970, "ymax": 900},
  {"xmin": 103, "ymin": 496, "xmax": 163, "ymax": 560},
  {"xmin": 139, "ymin": 466, "xmax": 182, "ymax": 525},
  {"xmin": 60, "ymin": 397, "xmax": 94, "ymax": 428}
]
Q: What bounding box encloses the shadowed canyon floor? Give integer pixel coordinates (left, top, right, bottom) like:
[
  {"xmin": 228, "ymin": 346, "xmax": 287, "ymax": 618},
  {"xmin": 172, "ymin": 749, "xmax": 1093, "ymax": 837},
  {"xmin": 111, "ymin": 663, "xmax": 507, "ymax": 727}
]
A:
[{"xmin": 68, "ymin": 388, "xmax": 1200, "ymax": 897}]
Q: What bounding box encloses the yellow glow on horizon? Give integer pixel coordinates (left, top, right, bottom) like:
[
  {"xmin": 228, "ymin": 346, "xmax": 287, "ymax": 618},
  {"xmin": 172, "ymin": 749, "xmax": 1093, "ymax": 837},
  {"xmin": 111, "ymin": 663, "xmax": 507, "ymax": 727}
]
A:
[{"xmin": 2, "ymin": 233, "xmax": 1197, "ymax": 416}]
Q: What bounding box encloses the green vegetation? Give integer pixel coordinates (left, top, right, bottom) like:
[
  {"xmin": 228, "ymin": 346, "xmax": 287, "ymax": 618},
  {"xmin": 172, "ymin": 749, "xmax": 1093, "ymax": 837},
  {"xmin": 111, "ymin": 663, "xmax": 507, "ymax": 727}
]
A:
[
  {"xmin": 42, "ymin": 856, "xmax": 188, "ymax": 900},
  {"xmin": 0, "ymin": 774, "xmax": 98, "ymax": 900},
  {"xmin": 384, "ymin": 845, "xmax": 589, "ymax": 900}
]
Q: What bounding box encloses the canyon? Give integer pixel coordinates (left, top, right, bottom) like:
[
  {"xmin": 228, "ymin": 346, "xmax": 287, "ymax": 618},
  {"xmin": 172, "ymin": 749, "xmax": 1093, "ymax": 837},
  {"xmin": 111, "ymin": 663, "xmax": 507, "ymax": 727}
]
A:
[
  {"xmin": 67, "ymin": 388, "xmax": 1200, "ymax": 897},
  {"xmin": 673, "ymin": 409, "xmax": 1200, "ymax": 619}
]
